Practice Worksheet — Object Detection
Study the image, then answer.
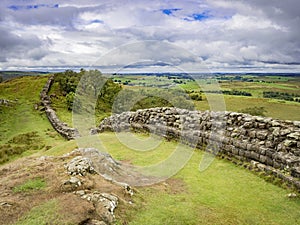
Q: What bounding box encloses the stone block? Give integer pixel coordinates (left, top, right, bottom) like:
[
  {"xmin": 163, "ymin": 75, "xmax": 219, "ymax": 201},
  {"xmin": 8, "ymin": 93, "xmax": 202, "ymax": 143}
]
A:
[
  {"xmin": 250, "ymin": 151, "xmax": 260, "ymax": 161},
  {"xmin": 259, "ymin": 155, "xmax": 267, "ymax": 163},
  {"xmin": 256, "ymin": 131, "xmax": 268, "ymax": 140}
]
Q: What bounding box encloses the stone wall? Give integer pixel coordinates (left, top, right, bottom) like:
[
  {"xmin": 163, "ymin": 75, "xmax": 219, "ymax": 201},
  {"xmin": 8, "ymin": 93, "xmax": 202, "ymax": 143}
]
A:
[
  {"xmin": 96, "ymin": 107, "xmax": 300, "ymax": 190},
  {"xmin": 40, "ymin": 75, "xmax": 79, "ymax": 140}
]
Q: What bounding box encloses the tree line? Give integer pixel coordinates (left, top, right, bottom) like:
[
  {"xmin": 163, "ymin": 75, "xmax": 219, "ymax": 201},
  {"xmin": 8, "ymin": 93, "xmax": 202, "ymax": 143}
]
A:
[
  {"xmin": 186, "ymin": 89, "xmax": 252, "ymax": 97},
  {"xmin": 263, "ymin": 91, "xmax": 300, "ymax": 102}
]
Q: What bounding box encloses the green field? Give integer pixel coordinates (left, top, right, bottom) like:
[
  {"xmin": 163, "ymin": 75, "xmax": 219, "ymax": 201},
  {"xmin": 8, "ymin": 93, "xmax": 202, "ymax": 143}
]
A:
[{"xmin": 116, "ymin": 74, "xmax": 300, "ymax": 121}]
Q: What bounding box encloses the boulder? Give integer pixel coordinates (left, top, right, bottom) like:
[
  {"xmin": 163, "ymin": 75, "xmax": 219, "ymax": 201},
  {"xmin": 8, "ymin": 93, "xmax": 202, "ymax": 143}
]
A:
[{"xmin": 65, "ymin": 156, "xmax": 96, "ymax": 176}]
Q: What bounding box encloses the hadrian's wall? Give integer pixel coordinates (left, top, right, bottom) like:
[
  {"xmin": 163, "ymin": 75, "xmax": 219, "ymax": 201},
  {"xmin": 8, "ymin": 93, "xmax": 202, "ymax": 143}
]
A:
[
  {"xmin": 40, "ymin": 75, "xmax": 79, "ymax": 140},
  {"xmin": 95, "ymin": 107, "xmax": 300, "ymax": 190}
]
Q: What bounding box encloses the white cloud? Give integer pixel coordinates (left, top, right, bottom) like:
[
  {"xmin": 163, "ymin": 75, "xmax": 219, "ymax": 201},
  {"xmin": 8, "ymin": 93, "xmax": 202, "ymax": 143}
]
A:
[{"xmin": 0, "ymin": 0, "xmax": 299, "ymax": 72}]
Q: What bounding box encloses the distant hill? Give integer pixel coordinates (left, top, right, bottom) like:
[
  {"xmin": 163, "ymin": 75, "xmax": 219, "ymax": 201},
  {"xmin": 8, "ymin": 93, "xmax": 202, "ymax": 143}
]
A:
[{"xmin": 0, "ymin": 71, "xmax": 50, "ymax": 81}]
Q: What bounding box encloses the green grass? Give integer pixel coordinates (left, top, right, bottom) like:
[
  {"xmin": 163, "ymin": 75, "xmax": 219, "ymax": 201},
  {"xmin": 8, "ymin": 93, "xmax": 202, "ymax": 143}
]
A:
[
  {"xmin": 13, "ymin": 177, "xmax": 46, "ymax": 193},
  {"xmin": 14, "ymin": 199, "xmax": 63, "ymax": 225}
]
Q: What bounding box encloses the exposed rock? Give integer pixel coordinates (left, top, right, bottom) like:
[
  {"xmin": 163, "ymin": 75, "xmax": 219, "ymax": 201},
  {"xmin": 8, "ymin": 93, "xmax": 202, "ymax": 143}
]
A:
[
  {"xmin": 0, "ymin": 99, "xmax": 15, "ymax": 107},
  {"xmin": 0, "ymin": 202, "xmax": 13, "ymax": 207},
  {"xmin": 287, "ymin": 193, "xmax": 297, "ymax": 198},
  {"xmin": 287, "ymin": 132, "xmax": 300, "ymax": 140},
  {"xmin": 76, "ymin": 148, "xmax": 160, "ymax": 186},
  {"xmin": 62, "ymin": 176, "xmax": 82, "ymax": 191},
  {"xmin": 65, "ymin": 156, "xmax": 96, "ymax": 176},
  {"xmin": 82, "ymin": 219, "xmax": 107, "ymax": 225},
  {"xmin": 123, "ymin": 184, "xmax": 134, "ymax": 197},
  {"xmin": 291, "ymin": 167, "xmax": 300, "ymax": 178},
  {"xmin": 75, "ymin": 191, "xmax": 118, "ymax": 224}
]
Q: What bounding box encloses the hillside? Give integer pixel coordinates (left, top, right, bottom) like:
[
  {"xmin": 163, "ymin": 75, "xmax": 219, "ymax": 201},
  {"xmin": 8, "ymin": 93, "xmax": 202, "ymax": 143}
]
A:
[{"xmin": 0, "ymin": 75, "xmax": 300, "ymax": 224}]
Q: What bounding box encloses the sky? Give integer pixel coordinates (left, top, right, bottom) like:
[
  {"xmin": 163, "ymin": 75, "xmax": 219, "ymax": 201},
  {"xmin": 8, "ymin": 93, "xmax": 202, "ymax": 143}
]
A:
[{"xmin": 0, "ymin": 0, "xmax": 300, "ymax": 73}]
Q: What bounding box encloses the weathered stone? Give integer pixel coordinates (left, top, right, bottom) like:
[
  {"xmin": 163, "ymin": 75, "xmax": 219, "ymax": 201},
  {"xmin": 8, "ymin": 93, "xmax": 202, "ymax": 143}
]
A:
[
  {"xmin": 291, "ymin": 167, "xmax": 300, "ymax": 178},
  {"xmin": 284, "ymin": 140, "xmax": 297, "ymax": 147},
  {"xmin": 287, "ymin": 132, "xmax": 300, "ymax": 140},
  {"xmin": 75, "ymin": 190, "xmax": 86, "ymax": 196},
  {"xmin": 272, "ymin": 127, "xmax": 281, "ymax": 136},
  {"xmin": 287, "ymin": 193, "xmax": 297, "ymax": 198},
  {"xmin": 259, "ymin": 155, "xmax": 267, "ymax": 163},
  {"xmin": 69, "ymin": 176, "xmax": 81, "ymax": 185},
  {"xmin": 266, "ymin": 157, "xmax": 273, "ymax": 166},
  {"xmin": 243, "ymin": 122, "xmax": 253, "ymax": 128},
  {"xmin": 250, "ymin": 151, "xmax": 260, "ymax": 161},
  {"xmin": 256, "ymin": 131, "xmax": 268, "ymax": 140},
  {"xmin": 265, "ymin": 141, "xmax": 274, "ymax": 148},
  {"xmin": 270, "ymin": 121, "xmax": 281, "ymax": 127},
  {"xmin": 293, "ymin": 121, "xmax": 300, "ymax": 127},
  {"xmin": 0, "ymin": 202, "xmax": 13, "ymax": 207},
  {"xmin": 65, "ymin": 156, "xmax": 96, "ymax": 176},
  {"xmin": 280, "ymin": 129, "xmax": 292, "ymax": 136},
  {"xmin": 63, "ymin": 176, "xmax": 82, "ymax": 190}
]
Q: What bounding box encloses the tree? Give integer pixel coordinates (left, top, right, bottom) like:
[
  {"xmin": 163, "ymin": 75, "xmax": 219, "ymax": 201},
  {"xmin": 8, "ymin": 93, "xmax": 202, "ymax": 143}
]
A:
[
  {"xmin": 190, "ymin": 93, "xmax": 202, "ymax": 101},
  {"xmin": 66, "ymin": 92, "xmax": 75, "ymax": 110}
]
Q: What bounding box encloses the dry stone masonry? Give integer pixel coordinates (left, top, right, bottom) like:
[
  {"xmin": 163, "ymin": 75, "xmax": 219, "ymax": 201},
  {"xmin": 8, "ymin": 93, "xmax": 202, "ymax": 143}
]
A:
[
  {"xmin": 95, "ymin": 107, "xmax": 300, "ymax": 190},
  {"xmin": 40, "ymin": 75, "xmax": 79, "ymax": 140}
]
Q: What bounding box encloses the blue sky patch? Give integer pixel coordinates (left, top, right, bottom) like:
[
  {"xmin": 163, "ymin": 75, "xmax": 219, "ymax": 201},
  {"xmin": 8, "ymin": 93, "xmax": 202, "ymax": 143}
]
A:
[
  {"xmin": 161, "ymin": 8, "xmax": 181, "ymax": 15},
  {"xmin": 8, "ymin": 4, "xmax": 59, "ymax": 11},
  {"xmin": 91, "ymin": 19, "xmax": 103, "ymax": 24},
  {"xmin": 184, "ymin": 11, "xmax": 211, "ymax": 21}
]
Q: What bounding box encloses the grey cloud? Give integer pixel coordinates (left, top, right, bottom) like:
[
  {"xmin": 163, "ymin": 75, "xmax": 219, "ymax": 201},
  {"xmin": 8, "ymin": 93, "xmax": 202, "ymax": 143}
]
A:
[
  {"xmin": 0, "ymin": 0, "xmax": 299, "ymax": 71},
  {"xmin": 8, "ymin": 6, "xmax": 80, "ymax": 28},
  {"xmin": 212, "ymin": 0, "xmax": 300, "ymax": 65},
  {"xmin": 0, "ymin": 26, "xmax": 49, "ymax": 62}
]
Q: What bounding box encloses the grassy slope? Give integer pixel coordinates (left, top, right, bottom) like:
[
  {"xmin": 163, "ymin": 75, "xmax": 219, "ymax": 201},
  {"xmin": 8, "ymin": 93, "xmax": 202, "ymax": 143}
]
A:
[{"xmin": 0, "ymin": 76, "xmax": 65, "ymax": 162}]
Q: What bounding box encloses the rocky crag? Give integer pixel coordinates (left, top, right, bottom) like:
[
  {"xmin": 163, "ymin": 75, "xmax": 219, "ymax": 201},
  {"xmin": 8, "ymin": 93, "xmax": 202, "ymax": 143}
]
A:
[{"xmin": 95, "ymin": 107, "xmax": 300, "ymax": 190}]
